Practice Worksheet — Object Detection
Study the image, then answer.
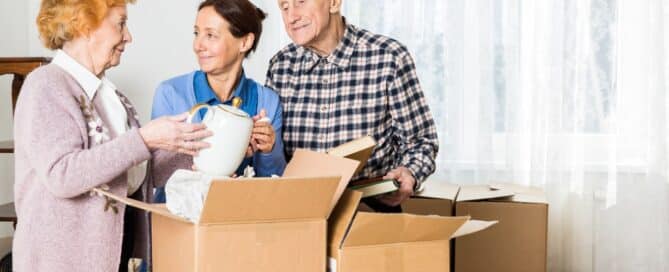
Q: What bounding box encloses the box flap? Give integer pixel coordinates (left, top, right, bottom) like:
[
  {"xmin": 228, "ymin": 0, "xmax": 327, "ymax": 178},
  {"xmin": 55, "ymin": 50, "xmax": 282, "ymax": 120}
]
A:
[
  {"xmin": 415, "ymin": 181, "xmax": 459, "ymax": 200},
  {"xmin": 92, "ymin": 188, "xmax": 190, "ymax": 223},
  {"xmin": 489, "ymin": 183, "xmax": 548, "ymax": 204},
  {"xmin": 342, "ymin": 212, "xmax": 470, "ymax": 247},
  {"xmin": 200, "ymin": 176, "xmax": 340, "ymax": 224},
  {"xmin": 451, "ymin": 219, "xmax": 498, "ymax": 238},
  {"xmin": 456, "ymin": 185, "xmax": 516, "ymax": 202},
  {"xmin": 328, "ymin": 190, "xmax": 363, "ymax": 249},
  {"xmin": 326, "ymin": 136, "xmax": 376, "ymax": 175},
  {"xmin": 283, "ymin": 149, "xmax": 360, "ymax": 213}
]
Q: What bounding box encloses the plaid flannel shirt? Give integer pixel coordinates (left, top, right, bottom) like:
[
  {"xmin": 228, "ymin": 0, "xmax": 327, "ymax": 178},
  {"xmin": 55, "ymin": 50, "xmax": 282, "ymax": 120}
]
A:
[{"xmin": 266, "ymin": 22, "xmax": 438, "ymax": 190}]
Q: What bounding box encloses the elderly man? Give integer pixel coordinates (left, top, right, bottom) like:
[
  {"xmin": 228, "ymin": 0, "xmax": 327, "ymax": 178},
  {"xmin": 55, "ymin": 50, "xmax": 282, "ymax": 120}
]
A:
[{"xmin": 266, "ymin": 0, "xmax": 438, "ymax": 212}]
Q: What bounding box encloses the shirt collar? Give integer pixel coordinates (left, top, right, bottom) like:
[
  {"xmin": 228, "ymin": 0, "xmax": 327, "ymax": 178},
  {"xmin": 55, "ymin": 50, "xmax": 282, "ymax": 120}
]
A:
[
  {"xmin": 194, "ymin": 70, "xmax": 248, "ymax": 105},
  {"xmin": 101, "ymin": 77, "xmax": 118, "ymax": 92},
  {"xmin": 52, "ymin": 49, "xmax": 105, "ymax": 99},
  {"xmin": 302, "ymin": 18, "xmax": 359, "ymax": 71}
]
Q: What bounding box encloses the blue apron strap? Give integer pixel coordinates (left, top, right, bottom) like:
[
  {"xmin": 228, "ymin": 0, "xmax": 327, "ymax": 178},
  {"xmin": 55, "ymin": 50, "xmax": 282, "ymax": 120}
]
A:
[{"xmin": 234, "ymin": 80, "xmax": 259, "ymax": 175}]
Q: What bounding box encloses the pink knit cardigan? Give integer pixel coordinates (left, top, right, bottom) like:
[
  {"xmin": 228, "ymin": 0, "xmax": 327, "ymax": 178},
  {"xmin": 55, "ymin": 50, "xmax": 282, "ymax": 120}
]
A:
[{"xmin": 12, "ymin": 64, "xmax": 175, "ymax": 271}]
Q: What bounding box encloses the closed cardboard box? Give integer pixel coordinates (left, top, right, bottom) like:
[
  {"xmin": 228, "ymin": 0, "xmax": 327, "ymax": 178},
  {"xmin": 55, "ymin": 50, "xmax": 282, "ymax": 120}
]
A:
[
  {"xmin": 357, "ymin": 181, "xmax": 459, "ymax": 216},
  {"xmin": 454, "ymin": 184, "xmax": 548, "ymax": 272},
  {"xmin": 402, "ymin": 181, "xmax": 459, "ymax": 216}
]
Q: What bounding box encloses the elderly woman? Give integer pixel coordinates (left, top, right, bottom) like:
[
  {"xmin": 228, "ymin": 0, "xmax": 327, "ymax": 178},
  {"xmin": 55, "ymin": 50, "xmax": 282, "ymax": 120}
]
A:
[
  {"xmin": 151, "ymin": 0, "xmax": 286, "ymax": 202},
  {"xmin": 12, "ymin": 0, "xmax": 211, "ymax": 271}
]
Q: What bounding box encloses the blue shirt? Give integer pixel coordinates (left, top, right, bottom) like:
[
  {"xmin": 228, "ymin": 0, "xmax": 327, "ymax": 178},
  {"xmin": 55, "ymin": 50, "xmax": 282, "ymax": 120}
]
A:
[{"xmin": 152, "ymin": 70, "xmax": 287, "ymax": 202}]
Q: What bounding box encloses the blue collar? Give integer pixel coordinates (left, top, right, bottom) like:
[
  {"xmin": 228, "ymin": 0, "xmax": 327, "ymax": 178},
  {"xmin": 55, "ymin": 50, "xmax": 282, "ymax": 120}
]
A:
[
  {"xmin": 193, "ymin": 70, "xmax": 258, "ymax": 120},
  {"xmin": 194, "ymin": 70, "xmax": 246, "ymax": 106}
]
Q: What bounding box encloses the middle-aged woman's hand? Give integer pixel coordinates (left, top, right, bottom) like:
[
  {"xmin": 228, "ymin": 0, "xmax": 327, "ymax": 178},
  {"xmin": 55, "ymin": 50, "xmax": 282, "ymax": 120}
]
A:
[
  {"xmin": 251, "ymin": 109, "xmax": 275, "ymax": 153},
  {"xmin": 139, "ymin": 112, "xmax": 212, "ymax": 156}
]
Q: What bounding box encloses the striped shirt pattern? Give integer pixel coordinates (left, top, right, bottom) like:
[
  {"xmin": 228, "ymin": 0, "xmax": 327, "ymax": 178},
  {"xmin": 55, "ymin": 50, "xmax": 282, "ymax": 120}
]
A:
[{"xmin": 266, "ymin": 22, "xmax": 438, "ymax": 187}]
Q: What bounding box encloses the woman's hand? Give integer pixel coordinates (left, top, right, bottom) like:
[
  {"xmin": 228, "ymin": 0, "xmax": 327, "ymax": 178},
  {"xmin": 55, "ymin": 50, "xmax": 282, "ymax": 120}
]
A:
[
  {"xmin": 244, "ymin": 145, "xmax": 254, "ymax": 158},
  {"xmin": 139, "ymin": 112, "xmax": 212, "ymax": 156},
  {"xmin": 250, "ymin": 109, "xmax": 275, "ymax": 154}
]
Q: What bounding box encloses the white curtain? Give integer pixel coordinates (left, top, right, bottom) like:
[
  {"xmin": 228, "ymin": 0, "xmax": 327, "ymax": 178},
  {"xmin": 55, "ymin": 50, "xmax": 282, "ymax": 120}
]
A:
[{"xmin": 254, "ymin": 0, "xmax": 669, "ymax": 271}]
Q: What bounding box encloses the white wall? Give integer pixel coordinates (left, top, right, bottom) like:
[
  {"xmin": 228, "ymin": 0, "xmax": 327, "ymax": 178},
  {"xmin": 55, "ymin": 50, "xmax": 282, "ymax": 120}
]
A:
[{"xmin": 0, "ymin": 0, "xmax": 290, "ymax": 238}]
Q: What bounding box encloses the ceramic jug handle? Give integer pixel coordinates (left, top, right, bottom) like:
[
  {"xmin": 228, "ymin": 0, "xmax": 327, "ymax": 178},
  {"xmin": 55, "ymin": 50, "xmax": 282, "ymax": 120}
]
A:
[{"xmin": 186, "ymin": 103, "xmax": 211, "ymax": 123}]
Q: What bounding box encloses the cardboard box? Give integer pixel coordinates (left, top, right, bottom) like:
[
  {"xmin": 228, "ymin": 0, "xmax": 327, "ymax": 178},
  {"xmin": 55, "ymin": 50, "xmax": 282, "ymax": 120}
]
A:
[
  {"xmin": 356, "ymin": 181, "xmax": 460, "ymax": 215},
  {"xmin": 329, "ymin": 190, "xmax": 496, "ymax": 272},
  {"xmin": 454, "ymin": 183, "xmax": 548, "ymax": 272},
  {"xmin": 402, "ymin": 181, "xmax": 459, "ymax": 216},
  {"xmin": 100, "ymin": 149, "xmax": 360, "ymax": 272}
]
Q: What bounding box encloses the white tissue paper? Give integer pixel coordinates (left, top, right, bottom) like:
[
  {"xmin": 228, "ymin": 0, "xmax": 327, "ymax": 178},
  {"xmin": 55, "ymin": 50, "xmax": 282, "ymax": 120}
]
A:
[
  {"xmin": 242, "ymin": 165, "xmax": 256, "ymax": 178},
  {"xmin": 165, "ymin": 169, "xmax": 213, "ymax": 223},
  {"xmin": 165, "ymin": 166, "xmax": 258, "ymax": 222}
]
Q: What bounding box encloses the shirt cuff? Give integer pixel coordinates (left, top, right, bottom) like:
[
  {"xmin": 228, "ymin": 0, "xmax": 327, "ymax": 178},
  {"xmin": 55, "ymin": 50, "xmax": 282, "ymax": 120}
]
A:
[{"xmin": 404, "ymin": 163, "xmax": 425, "ymax": 193}]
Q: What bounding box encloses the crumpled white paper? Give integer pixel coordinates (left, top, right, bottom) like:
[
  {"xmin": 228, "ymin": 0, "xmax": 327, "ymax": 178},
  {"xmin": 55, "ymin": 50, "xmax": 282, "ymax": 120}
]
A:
[
  {"xmin": 165, "ymin": 169, "xmax": 213, "ymax": 223},
  {"xmin": 165, "ymin": 166, "xmax": 258, "ymax": 223}
]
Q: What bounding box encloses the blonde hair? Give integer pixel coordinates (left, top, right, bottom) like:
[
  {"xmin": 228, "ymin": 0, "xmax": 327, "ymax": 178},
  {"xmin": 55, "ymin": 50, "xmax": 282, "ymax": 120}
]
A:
[{"xmin": 36, "ymin": 0, "xmax": 136, "ymax": 49}]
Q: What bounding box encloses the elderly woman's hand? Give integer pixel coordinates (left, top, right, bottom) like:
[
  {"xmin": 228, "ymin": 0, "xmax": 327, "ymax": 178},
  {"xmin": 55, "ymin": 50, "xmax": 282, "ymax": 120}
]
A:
[
  {"xmin": 250, "ymin": 109, "xmax": 275, "ymax": 153},
  {"xmin": 139, "ymin": 112, "xmax": 212, "ymax": 156}
]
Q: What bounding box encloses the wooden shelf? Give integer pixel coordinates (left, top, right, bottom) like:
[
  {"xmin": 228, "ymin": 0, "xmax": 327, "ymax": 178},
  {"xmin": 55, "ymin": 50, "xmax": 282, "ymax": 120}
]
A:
[
  {"xmin": 0, "ymin": 57, "xmax": 51, "ymax": 76},
  {"xmin": 0, "ymin": 140, "xmax": 12, "ymax": 154},
  {"xmin": 0, "ymin": 203, "xmax": 16, "ymax": 223}
]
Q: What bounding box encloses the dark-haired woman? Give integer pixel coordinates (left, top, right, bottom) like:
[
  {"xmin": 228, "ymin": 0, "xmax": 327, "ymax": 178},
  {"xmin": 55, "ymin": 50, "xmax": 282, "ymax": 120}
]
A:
[{"xmin": 151, "ymin": 0, "xmax": 286, "ymax": 202}]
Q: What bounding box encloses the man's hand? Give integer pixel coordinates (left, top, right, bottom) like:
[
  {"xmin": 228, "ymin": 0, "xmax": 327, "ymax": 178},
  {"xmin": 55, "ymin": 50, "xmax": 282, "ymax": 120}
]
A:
[{"xmin": 377, "ymin": 166, "xmax": 416, "ymax": 207}]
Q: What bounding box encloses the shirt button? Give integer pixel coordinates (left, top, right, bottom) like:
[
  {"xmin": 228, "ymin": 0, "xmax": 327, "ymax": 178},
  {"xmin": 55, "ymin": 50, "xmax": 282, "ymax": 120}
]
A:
[
  {"xmin": 322, "ymin": 78, "xmax": 329, "ymax": 84},
  {"xmin": 321, "ymin": 105, "xmax": 328, "ymax": 112}
]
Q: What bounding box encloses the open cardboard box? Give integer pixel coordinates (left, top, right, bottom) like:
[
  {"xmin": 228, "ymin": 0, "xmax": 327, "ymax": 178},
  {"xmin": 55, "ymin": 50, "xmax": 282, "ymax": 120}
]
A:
[
  {"xmin": 454, "ymin": 183, "xmax": 548, "ymax": 272},
  {"xmin": 327, "ymin": 136, "xmax": 458, "ymax": 216},
  {"xmin": 97, "ymin": 149, "xmax": 360, "ymax": 272},
  {"xmin": 328, "ymin": 190, "xmax": 496, "ymax": 272}
]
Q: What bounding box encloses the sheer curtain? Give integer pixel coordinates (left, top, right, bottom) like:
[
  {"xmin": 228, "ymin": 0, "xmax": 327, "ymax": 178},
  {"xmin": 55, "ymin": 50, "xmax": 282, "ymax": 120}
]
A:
[{"xmin": 254, "ymin": 0, "xmax": 669, "ymax": 271}]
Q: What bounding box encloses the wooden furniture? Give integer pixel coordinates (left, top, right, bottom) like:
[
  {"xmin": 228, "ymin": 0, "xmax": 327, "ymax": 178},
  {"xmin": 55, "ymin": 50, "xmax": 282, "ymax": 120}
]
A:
[
  {"xmin": 0, "ymin": 236, "xmax": 11, "ymax": 268},
  {"xmin": 0, "ymin": 57, "xmax": 50, "ymax": 154},
  {"xmin": 0, "ymin": 57, "xmax": 50, "ymax": 228},
  {"xmin": 0, "ymin": 204, "xmax": 15, "ymax": 230}
]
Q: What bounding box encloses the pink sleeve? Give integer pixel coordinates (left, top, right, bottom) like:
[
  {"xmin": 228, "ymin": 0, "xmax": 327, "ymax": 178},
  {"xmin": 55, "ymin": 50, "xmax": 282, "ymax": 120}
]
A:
[{"xmin": 14, "ymin": 76, "xmax": 152, "ymax": 198}]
